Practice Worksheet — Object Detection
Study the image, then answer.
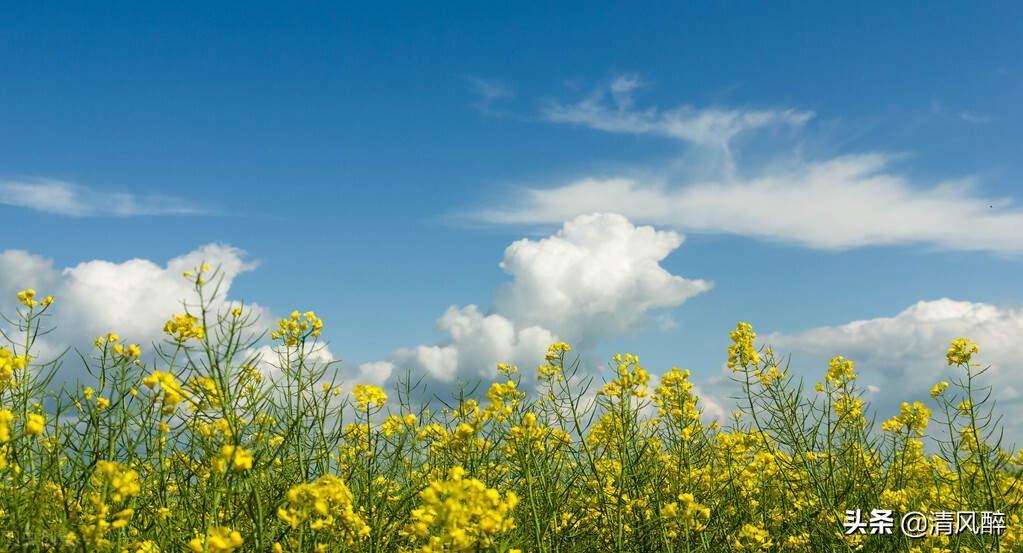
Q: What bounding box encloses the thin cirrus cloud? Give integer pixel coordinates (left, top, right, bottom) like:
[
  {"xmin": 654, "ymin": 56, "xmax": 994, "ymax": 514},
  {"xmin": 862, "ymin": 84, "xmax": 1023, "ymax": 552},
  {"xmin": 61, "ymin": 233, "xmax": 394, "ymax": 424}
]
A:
[
  {"xmin": 542, "ymin": 74, "xmax": 815, "ymax": 148},
  {"xmin": 471, "ymin": 76, "xmax": 1023, "ymax": 256},
  {"xmin": 0, "ymin": 178, "xmax": 206, "ymax": 217}
]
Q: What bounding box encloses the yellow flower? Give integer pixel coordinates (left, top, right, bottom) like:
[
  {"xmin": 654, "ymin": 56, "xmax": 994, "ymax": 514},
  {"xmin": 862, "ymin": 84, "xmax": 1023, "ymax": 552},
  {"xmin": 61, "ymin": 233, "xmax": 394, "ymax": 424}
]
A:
[
  {"xmin": 222, "ymin": 445, "xmax": 254, "ymax": 472},
  {"xmin": 189, "ymin": 527, "xmax": 243, "ymax": 553},
  {"xmin": 17, "ymin": 289, "xmax": 37, "ymax": 307},
  {"xmin": 163, "ymin": 314, "xmax": 205, "ymax": 343},
  {"xmin": 26, "ymin": 413, "xmax": 45, "ymax": 436},
  {"xmin": 727, "ymin": 322, "xmax": 759, "ymax": 371},
  {"xmin": 0, "ymin": 409, "xmax": 13, "ymax": 442},
  {"xmin": 947, "ymin": 337, "xmax": 979, "ymax": 366},
  {"xmin": 351, "ymin": 384, "xmax": 387, "ymax": 410},
  {"xmin": 403, "ymin": 466, "xmax": 518, "ymax": 550},
  {"xmin": 0, "ymin": 347, "xmax": 27, "ymax": 387},
  {"xmin": 930, "ymin": 381, "xmax": 949, "ymax": 398}
]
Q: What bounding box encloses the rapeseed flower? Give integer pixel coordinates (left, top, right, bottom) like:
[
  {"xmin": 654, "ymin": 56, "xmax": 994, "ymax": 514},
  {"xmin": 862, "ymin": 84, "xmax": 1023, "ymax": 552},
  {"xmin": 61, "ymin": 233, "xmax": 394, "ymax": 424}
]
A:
[
  {"xmin": 188, "ymin": 527, "xmax": 243, "ymax": 553},
  {"xmin": 163, "ymin": 314, "xmax": 205, "ymax": 343},
  {"xmin": 26, "ymin": 413, "xmax": 45, "ymax": 436},
  {"xmin": 351, "ymin": 384, "xmax": 387, "ymax": 410},
  {"xmin": 947, "ymin": 337, "xmax": 979, "ymax": 366},
  {"xmin": 405, "ymin": 466, "xmax": 518, "ymax": 552}
]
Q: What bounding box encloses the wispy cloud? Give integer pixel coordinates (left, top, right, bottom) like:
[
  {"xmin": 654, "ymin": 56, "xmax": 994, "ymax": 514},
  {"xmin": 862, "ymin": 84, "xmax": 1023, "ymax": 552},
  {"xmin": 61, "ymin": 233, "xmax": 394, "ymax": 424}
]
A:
[
  {"xmin": 475, "ymin": 155, "xmax": 1023, "ymax": 254},
  {"xmin": 466, "ymin": 76, "xmax": 1023, "ymax": 256},
  {"xmin": 0, "ymin": 178, "xmax": 207, "ymax": 217},
  {"xmin": 543, "ymin": 75, "xmax": 814, "ymax": 150},
  {"xmin": 468, "ymin": 77, "xmax": 514, "ymax": 116},
  {"xmin": 958, "ymin": 111, "xmax": 993, "ymax": 124}
]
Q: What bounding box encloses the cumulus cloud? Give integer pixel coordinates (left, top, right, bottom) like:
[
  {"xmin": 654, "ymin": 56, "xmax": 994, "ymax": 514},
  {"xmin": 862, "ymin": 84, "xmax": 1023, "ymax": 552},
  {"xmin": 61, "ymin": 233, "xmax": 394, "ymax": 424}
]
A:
[
  {"xmin": 762, "ymin": 298, "xmax": 1023, "ymax": 443},
  {"xmin": 379, "ymin": 213, "xmax": 711, "ymax": 386},
  {"xmin": 390, "ymin": 306, "xmax": 558, "ymax": 383},
  {"xmin": 0, "ymin": 244, "xmax": 266, "ymax": 381},
  {"xmin": 0, "ymin": 178, "xmax": 206, "ymax": 217},
  {"xmin": 477, "ymin": 156, "xmax": 1023, "ymax": 253},
  {"xmin": 494, "ymin": 213, "xmax": 712, "ymax": 347}
]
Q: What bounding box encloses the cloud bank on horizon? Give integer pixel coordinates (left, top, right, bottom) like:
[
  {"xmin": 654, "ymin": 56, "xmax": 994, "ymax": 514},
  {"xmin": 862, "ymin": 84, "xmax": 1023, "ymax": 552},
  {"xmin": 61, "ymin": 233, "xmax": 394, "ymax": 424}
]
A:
[{"xmin": 0, "ymin": 244, "xmax": 266, "ymax": 370}]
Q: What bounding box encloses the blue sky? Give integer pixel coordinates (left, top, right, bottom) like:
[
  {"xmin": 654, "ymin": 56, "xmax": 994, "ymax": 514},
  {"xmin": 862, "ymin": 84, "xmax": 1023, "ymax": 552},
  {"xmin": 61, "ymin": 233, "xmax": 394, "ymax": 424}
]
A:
[{"xmin": 2, "ymin": 3, "xmax": 1023, "ymax": 441}]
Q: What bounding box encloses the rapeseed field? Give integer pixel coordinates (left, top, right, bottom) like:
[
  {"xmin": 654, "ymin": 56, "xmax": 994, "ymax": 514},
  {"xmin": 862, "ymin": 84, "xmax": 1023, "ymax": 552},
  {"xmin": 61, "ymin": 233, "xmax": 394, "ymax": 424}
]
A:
[{"xmin": 0, "ymin": 266, "xmax": 1019, "ymax": 552}]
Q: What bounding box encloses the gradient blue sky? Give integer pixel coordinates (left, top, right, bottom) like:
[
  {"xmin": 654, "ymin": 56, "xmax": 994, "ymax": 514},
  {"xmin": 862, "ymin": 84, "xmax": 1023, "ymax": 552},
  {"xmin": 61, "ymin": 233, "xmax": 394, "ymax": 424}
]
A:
[{"xmin": 3, "ymin": 3, "xmax": 1022, "ymax": 440}]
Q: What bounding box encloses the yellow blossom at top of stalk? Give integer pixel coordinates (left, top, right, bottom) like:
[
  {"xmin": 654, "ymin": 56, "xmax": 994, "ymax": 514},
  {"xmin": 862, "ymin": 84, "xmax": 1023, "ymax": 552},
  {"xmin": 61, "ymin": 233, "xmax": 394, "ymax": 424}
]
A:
[
  {"xmin": 351, "ymin": 384, "xmax": 387, "ymax": 410},
  {"xmin": 17, "ymin": 288, "xmax": 52, "ymax": 307},
  {"xmin": 931, "ymin": 381, "xmax": 949, "ymax": 399},
  {"xmin": 404, "ymin": 466, "xmax": 519, "ymax": 552},
  {"xmin": 728, "ymin": 322, "xmax": 759, "ymax": 371},
  {"xmin": 271, "ymin": 310, "xmax": 323, "ymax": 346},
  {"xmin": 598, "ymin": 353, "xmax": 650, "ymax": 398},
  {"xmin": 947, "ymin": 338, "xmax": 979, "ymax": 367},
  {"xmin": 163, "ymin": 314, "xmax": 205, "ymax": 343},
  {"xmin": 545, "ymin": 341, "xmax": 571, "ymax": 361},
  {"xmin": 821, "ymin": 356, "xmax": 857, "ymax": 389},
  {"xmin": 277, "ymin": 474, "xmax": 369, "ymax": 545},
  {"xmin": 881, "ymin": 401, "xmax": 931, "ymax": 437}
]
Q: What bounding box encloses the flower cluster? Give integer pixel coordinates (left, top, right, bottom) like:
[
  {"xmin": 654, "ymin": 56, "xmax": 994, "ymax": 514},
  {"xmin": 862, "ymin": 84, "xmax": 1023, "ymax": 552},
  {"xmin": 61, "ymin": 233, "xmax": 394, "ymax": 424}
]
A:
[
  {"xmin": 163, "ymin": 314, "xmax": 205, "ymax": 343},
  {"xmin": 271, "ymin": 311, "xmax": 323, "ymax": 346},
  {"xmin": 277, "ymin": 474, "xmax": 369, "ymax": 548},
  {"xmin": 0, "ymin": 347, "xmax": 27, "ymax": 388},
  {"xmin": 188, "ymin": 527, "xmax": 243, "ymax": 553},
  {"xmin": 215, "ymin": 445, "xmax": 254, "ymax": 473},
  {"xmin": 143, "ymin": 370, "xmax": 189, "ymax": 413},
  {"xmin": 405, "ymin": 466, "xmax": 519, "ymax": 552},
  {"xmin": 947, "ymin": 337, "xmax": 979, "ymax": 366},
  {"xmin": 351, "ymin": 384, "xmax": 387, "ymax": 410},
  {"xmin": 881, "ymin": 401, "xmax": 932, "ymax": 437},
  {"xmin": 598, "ymin": 353, "xmax": 650, "ymax": 398},
  {"xmin": 727, "ymin": 322, "xmax": 759, "ymax": 371},
  {"xmin": 16, "ymin": 288, "xmax": 53, "ymax": 308}
]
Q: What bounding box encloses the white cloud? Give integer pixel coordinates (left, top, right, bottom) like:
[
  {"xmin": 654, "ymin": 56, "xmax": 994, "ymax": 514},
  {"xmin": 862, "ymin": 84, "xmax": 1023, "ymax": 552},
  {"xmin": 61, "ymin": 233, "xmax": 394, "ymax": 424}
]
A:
[
  {"xmin": 958, "ymin": 111, "xmax": 992, "ymax": 124},
  {"xmin": 470, "ymin": 76, "xmax": 1023, "ymax": 256},
  {"xmin": 0, "ymin": 244, "xmax": 265, "ymax": 381},
  {"xmin": 494, "ymin": 213, "xmax": 712, "ymax": 347},
  {"xmin": 477, "ymin": 156, "xmax": 1023, "ymax": 255},
  {"xmin": 543, "ymin": 77, "xmax": 813, "ymax": 149},
  {"xmin": 389, "ymin": 306, "xmax": 557, "ymax": 383},
  {"xmin": 381, "ymin": 213, "xmax": 710, "ymax": 387},
  {"xmin": 468, "ymin": 78, "xmax": 514, "ymax": 115},
  {"xmin": 763, "ymin": 299, "xmax": 1023, "ymax": 444},
  {"xmin": 0, "ymin": 178, "xmax": 206, "ymax": 217}
]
